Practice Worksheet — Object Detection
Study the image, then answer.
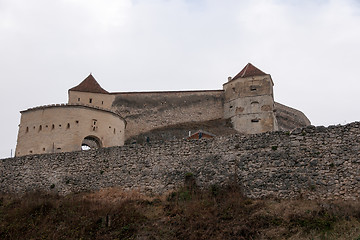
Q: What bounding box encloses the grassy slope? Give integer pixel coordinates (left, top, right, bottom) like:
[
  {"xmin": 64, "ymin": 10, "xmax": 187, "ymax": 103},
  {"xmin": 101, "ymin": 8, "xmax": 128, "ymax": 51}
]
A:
[
  {"xmin": 126, "ymin": 118, "xmax": 238, "ymax": 144},
  {"xmin": 1, "ymin": 178, "xmax": 360, "ymax": 240}
]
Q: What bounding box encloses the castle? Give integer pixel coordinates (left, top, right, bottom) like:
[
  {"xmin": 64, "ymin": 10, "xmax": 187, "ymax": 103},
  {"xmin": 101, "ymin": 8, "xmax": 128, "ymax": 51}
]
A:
[{"xmin": 15, "ymin": 63, "xmax": 310, "ymax": 157}]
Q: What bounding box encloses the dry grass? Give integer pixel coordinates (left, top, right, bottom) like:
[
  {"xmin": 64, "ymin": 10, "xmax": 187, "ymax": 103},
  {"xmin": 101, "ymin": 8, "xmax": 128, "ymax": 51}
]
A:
[{"xmin": 1, "ymin": 183, "xmax": 360, "ymax": 240}]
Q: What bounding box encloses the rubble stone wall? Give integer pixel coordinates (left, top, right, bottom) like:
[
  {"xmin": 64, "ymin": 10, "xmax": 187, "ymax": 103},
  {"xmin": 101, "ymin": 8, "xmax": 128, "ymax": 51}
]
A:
[{"xmin": 1, "ymin": 122, "xmax": 360, "ymax": 200}]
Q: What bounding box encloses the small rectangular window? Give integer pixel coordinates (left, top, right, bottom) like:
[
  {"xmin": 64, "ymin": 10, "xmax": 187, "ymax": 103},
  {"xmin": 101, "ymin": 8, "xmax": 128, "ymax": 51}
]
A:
[
  {"xmin": 250, "ymin": 86, "xmax": 257, "ymax": 91},
  {"xmin": 251, "ymin": 119, "xmax": 260, "ymax": 122},
  {"xmin": 78, "ymin": 98, "xmax": 80, "ymax": 101},
  {"xmin": 89, "ymin": 98, "xmax": 92, "ymax": 103}
]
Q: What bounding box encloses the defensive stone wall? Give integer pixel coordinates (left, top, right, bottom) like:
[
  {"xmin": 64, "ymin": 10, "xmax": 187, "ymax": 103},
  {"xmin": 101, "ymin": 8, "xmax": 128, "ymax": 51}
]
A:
[
  {"xmin": 2, "ymin": 122, "xmax": 359, "ymax": 200},
  {"xmin": 274, "ymin": 102, "xmax": 311, "ymax": 130},
  {"xmin": 111, "ymin": 90, "xmax": 225, "ymax": 138}
]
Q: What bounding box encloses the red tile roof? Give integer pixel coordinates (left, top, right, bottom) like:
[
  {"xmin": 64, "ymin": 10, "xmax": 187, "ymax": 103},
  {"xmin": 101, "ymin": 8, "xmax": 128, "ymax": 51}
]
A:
[
  {"xmin": 187, "ymin": 130, "xmax": 216, "ymax": 140},
  {"xmin": 232, "ymin": 63, "xmax": 267, "ymax": 80},
  {"xmin": 69, "ymin": 74, "xmax": 109, "ymax": 94}
]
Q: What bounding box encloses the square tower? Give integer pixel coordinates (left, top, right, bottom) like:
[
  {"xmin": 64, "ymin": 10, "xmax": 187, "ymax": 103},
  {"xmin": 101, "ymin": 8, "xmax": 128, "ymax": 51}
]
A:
[{"xmin": 223, "ymin": 63, "xmax": 278, "ymax": 134}]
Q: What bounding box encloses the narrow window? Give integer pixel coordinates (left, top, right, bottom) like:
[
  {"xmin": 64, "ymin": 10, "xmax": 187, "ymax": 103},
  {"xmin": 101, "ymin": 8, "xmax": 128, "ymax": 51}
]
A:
[
  {"xmin": 114, "ymin": 128, "xmax": 116, "ymax": 134},
  {"xmin": 45, "ymin": 125, "xmax": 48, "ymax": 128},
  {"xmin": 229, "ymin": 105, "xmax": 233, "ymax": 109},
  {"xmin": 92, "ymin": 119, "xmax": 97, "ymax": 131},
  {"xmin": 109, "ymin": 126, "xmax": 111, "ymax": 128},
  {"xmin": 59, "ymin": 124, "xmax": 62, "ymax": 127},
  {"xmin": 101, "ymin": 101, "xmax": 104, "ymax": 105},
  {"xmin": 75, "ymin": 120, "xmax": 79, "ymax": 124},
  {"xmin": 251, "ymin": 119, "xmax": 260, "ymax": 123},
  {"xmin": 67, "ymin": 123, "xmax": 70, "ymax": 129},
  {"xmin": 26, "ymin": 127, "xmax": 29, "ymax": 133},
  {"xmin": 43, "ymin": 148, "xmax": 45, "ymax": 151},
  {"xmin": 78, "ymin": 98, "xmax": 80, "ymax": 101},
  {"xmin": 29, "ymin": 150, "xmax": 33, "ymax": 153},
  {"xmin": 89, "ymin": 98, "xmax": 92, "ymax": 103},
  {"xmin": 52, "ymin": 124, "xmax": 55, "ymax": 130},
  {"xmin": 39, "ymin": 125, "xmax": 42, "ymax": 131}
]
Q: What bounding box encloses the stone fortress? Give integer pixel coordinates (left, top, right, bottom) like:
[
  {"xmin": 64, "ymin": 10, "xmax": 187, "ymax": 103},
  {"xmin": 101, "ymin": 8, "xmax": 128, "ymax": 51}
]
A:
[
  {"xmin": 3, "ymin": 63, "xmax": 360, "ymax": 201},
  {"xmin": 15, "ymin": 63, "xmax": 310, "ymax": 156}
]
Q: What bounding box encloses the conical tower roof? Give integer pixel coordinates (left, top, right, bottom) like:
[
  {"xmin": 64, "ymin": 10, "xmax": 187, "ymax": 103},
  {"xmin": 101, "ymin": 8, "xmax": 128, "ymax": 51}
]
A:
[
  {"xmin": 69, "ymin": 74, "xmax": 109, "ymax": 94},
  {"xmin": 232, "ymin": 63, "xmax": 267, "ymax": 80}
]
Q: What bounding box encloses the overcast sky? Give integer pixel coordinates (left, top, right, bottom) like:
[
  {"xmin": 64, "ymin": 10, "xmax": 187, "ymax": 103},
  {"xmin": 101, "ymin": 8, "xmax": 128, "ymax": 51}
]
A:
[{"xmin": 1, "ymin": 0, "xmax": 359, "ymax": 158}]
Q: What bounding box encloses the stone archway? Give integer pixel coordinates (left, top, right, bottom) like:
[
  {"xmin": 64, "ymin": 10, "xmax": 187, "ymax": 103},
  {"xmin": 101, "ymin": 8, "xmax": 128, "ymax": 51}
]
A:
[{"xmin": 82, "ymin": 135, "xmax": 102, "ymax": 150}]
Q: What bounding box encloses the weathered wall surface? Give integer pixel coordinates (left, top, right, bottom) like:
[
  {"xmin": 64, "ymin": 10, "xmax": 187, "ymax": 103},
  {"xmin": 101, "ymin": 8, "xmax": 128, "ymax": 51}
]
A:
[
  {"xmin": 223, "ymin": 75, "xmax": 278, "ymax": 134},
  {"xmin": 15, "ymin": 104, "xmax": 126, "ymax": 156},
  {"xmin": 3, "ymin": 122, "xmax": 360, "ymax": 200},
  {"xmin": 68, "ymin": 91, "xmax": 115, "ymax": 109},
  {"xmin": 111, "ymin": 90, "xmax": 224, "ymax": 138},
  {"xmin": 274, "ymin": 102, "xmax": 311, "ymax": 131}
]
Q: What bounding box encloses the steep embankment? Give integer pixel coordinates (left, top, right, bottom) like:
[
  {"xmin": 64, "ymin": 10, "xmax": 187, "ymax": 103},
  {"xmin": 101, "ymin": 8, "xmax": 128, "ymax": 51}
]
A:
[{"xmin": 1, "ymin": 186, "xmax": 360, "ymax": 240}]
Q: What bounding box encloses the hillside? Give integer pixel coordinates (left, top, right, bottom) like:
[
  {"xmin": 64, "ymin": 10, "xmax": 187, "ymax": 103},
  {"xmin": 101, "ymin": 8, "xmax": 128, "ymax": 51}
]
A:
[{"xmin": 1, "ymin": 181, "xmax": 360, "ymax": 240}]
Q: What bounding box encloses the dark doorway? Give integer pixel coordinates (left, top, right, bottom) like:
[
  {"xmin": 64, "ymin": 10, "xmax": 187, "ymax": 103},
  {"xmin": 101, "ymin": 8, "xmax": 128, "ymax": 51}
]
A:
[{"xmin": 82, "ymin": 136, "xmax": 102, "ymax": 150}]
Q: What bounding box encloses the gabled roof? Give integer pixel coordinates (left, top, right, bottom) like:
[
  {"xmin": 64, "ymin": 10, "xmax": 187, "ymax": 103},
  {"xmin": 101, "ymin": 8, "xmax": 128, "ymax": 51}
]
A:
[
  {"xmin": 232, "ymin": 63, "xmax": 267, "ymax": 80},
  {"xmin": 69, "ymin": 74, "xmax": 109, "ymax": 94}
]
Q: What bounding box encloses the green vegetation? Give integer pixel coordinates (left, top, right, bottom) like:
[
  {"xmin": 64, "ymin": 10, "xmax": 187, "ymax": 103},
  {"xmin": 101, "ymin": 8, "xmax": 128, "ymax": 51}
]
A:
[{"xmin": 1, "ymin": 185, "xmax": 360, "ymax": 240}]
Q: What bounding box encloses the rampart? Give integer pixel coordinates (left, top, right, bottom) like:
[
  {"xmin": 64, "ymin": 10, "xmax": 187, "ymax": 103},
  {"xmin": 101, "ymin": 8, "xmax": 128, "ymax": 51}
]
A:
[
  {"xmin": 111, "ymin": 90, "xmax": 225, "ymax": 138},
  {"xmin": 2, "ymin": 122, "xmax": 359, "ymax": 200}
]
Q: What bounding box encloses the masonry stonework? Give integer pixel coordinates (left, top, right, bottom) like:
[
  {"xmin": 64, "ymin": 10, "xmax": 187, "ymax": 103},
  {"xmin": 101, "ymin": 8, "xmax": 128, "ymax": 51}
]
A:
[
  {"xmin": 15, "ymin": 104, "xmax": 126, "ymax": 156},
  {"xmin": 3, "ymin": 122, "xmax": 360, "ymax": 200},
  {"xmin": 15, "ymin": 63, "xmax": 310, "ymax": 157},
  {"xmin": 112, "ymin": 90, "xmax": 224, "ymax": 138}
]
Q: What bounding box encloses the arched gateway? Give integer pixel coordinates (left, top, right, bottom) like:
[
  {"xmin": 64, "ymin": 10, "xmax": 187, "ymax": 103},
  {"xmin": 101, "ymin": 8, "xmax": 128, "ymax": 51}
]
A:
[{"xmin": 82, "ymin": 135, "xmax": 102, "ymax": 150}]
